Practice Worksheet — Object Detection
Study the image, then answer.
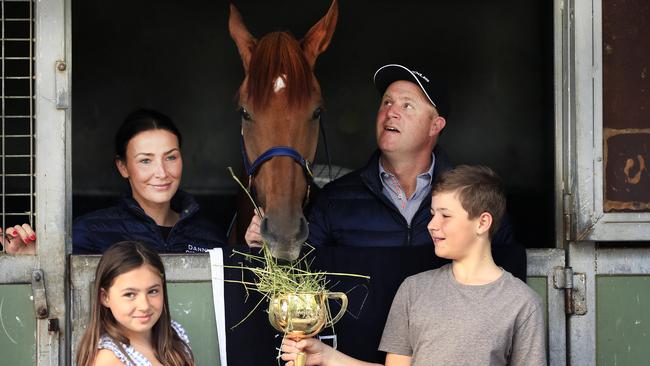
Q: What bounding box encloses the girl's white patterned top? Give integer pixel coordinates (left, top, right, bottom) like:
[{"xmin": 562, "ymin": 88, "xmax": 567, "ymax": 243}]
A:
[{"xmin": 97, "ymin": 320, "xmax": 190, "ymax": 366}]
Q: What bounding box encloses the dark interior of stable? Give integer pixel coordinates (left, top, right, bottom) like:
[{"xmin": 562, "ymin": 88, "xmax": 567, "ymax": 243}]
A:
[{"xmin": 71, "ymin": 0, "xmax": 555, "ymax": 248}]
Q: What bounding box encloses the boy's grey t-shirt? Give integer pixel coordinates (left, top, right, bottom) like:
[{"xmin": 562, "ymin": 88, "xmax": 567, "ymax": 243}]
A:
[{"xmin": 379, "ymin": 264, "xmax": 546, "ymax": 366}]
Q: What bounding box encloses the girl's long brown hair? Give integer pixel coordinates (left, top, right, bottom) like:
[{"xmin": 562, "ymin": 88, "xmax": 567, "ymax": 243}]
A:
[{"xmin": 76, "ymin": 241, "xmax": 195, "ymax": 366}]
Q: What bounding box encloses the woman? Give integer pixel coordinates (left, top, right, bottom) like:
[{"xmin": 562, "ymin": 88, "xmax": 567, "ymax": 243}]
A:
[{"xmin": 3, "ymin": 109, "xmax": 226, "ymax": 254}]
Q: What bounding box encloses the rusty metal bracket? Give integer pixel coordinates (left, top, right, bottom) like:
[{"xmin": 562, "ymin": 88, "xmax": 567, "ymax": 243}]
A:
[
  {"xmin": 553, "ymin": 266, "xmax": 587, "ymax": 315},
  {"xmin": 571, "ymin": 272, "xmax": 587, "ymax": 315},
  {"xmin": 31, "ymin": 269, "xmax": 49, "ymax": 319}
]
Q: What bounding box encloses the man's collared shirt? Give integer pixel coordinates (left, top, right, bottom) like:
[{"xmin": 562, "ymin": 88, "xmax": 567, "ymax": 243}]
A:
[{"xmin": 379, "ymin": 153, "xmax": 435, "ymax": 225}]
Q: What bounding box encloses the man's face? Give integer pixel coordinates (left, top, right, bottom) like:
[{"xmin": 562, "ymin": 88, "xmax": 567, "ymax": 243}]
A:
[{"xmin": 375, "ymin": 80, "xmax": 444, "ymax": 156}]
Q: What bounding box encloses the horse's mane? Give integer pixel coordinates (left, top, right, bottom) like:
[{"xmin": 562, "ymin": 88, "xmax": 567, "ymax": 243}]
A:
[{"xmin": 246, "ymin": 31, "xmax": 314, "ymax": 110}]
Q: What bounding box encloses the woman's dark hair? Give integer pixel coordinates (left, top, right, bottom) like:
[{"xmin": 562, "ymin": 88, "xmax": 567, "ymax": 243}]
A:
[
  {"xmin": 76, "ymin": 241, "xmax": 195, "ymax": 366},
  {"xmin": 114, "ymin": 109, "xmax": 183, "ymax": 161}
]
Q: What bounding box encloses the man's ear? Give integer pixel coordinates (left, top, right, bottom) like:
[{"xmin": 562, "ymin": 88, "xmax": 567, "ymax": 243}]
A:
[
  {"xmin": 430, "ymin": 116, "xmax": 446, "ymax": 136},
  {"xmin": 116, "ymin": 158, "xmax": 129, "ymax": 179},
  {"xmin": 476, "ymin": 212, "xmax": 493, "ymax": 236}
]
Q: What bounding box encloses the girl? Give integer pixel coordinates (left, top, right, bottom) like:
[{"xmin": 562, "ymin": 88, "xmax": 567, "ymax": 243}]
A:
[
  {"xmin": 76, "ymin": 240, "xmax": 195, "ymax": 366},
  {"xmin": 3, "ymin": 109, "xmax": 227, "ymax": 255}
]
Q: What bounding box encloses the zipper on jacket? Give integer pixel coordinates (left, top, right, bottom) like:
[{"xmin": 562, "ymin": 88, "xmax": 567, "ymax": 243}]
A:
[
  {"xmin": 406, "ymin": 224, "xmax": 411, "ymax": 246},
  {"xmin": 166, "ymin": 208, "xmax": 191, "ymax": 247},
  {"xmin": 366, "ymin": 185, "xmax": 416, "ymax": 246},
  {"xmin": 361, "ymin": 167, "xmax": 424, "ymax": 247}
]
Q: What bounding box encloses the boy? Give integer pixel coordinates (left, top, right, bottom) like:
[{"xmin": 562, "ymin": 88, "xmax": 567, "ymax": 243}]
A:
[{"xmin": 281, "ymin": 165, "xmax": 546, "ymax": 366}]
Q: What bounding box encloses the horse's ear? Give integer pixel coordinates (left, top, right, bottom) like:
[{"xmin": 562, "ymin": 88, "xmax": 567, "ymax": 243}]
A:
[
  {"xmin": 229, "ymin": 3, "xmax": 257, "ymax": 73},
  {"xmin": 301, "ymin": 0, "xmax": 338, "ymax": 68}
]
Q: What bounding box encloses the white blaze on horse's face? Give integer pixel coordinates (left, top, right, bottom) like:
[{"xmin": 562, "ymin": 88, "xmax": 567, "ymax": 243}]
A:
[{"xmin": 273, "ymin": 75, "xmax": 287, "ymax": 93}]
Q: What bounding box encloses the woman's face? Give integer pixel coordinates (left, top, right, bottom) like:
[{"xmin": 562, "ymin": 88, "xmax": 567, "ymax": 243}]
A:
[
  {"xmin": 101, "ymin": 264, "xmax": 164, "ymax": 340},
  {"xmin": 116, "ymin": 129, "xmax": 182, "ymax": 208}
]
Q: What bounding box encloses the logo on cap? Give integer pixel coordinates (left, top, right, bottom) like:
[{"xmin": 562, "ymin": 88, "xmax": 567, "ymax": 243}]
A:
[{"xmin": 411, "ymin": 71, "xmax": 429, "ymax": 83}]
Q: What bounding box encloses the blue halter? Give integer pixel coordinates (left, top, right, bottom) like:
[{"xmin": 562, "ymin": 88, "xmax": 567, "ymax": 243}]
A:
[
  {"xmin": 240, "ymin": 134, "xmax": 314, "ymax": 183},
  {"xmin": 238, "ymin": 113, "xmax": 332, "ymax": 210}
]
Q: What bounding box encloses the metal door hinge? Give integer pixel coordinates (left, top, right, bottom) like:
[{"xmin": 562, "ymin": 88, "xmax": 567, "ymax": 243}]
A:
[
  {"xmin": 32, "ymin": 269, "xmax": 59, "ymax": 334},
  {"xmin": 563, "ymin": 191, "xmax": 573, "ymax": 241},
  {"xmin": 31, "ymin": 269, "xmax": 49, "ymax": 319},
  {"xmin": 553, "ymin": 266, "xmax": 586, "ymax": 315}
]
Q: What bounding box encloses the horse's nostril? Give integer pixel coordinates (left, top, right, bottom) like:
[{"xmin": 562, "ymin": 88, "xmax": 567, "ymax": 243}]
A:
[
  {"xmin": 260, "ymin": 214, "xmax": 306, "ymax": 261},
  {"xmin": 261, "ymin": 214, "xmax": 305, "ymax": 240},
  {"xmin": 260, "ymin": 217, "xmax": 270, "ymax": 236}
]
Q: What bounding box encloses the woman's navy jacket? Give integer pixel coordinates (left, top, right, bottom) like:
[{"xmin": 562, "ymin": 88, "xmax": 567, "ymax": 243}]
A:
[{"xmin": 72, "ymin": 190, "xmax": 227, "ymax": 254}]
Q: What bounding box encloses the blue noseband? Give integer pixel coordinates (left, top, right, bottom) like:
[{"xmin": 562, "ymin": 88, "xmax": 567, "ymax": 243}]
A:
[{"xmin": 240, "ymin": 134, "xmax": 314, "ymax": 184}]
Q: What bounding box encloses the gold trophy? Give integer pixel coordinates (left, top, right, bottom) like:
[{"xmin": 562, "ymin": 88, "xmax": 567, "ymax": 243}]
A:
[{"xmin": 269, "ymin": 291, "xmax": 348, "ymax": 366}]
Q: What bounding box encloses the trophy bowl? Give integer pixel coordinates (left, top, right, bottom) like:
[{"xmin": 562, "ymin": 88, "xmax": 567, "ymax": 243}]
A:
[{"xmin": 269, "ymin": 291, "xmax": 348, "ymax": 366}]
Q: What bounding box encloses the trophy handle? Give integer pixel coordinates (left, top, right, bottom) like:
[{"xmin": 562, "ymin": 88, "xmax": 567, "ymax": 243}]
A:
[
  {"xmin": 295, "ymin": 351, "xmax": 307, "ymax": 366},
  {"xmin": 326, "ymin": 292, "xmax": 348, "ymax": 326}
]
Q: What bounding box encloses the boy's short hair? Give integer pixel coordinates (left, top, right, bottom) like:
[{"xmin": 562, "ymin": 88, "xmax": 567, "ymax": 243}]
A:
[{"xmin": 433, "ymin": 165, "xmax": 506, "ymax": 237}]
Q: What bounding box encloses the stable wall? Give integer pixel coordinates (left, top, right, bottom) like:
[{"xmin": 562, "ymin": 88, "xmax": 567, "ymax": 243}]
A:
[{"xmin": 72, "ymin": 0, "xmax": 554, "ymax": 247}]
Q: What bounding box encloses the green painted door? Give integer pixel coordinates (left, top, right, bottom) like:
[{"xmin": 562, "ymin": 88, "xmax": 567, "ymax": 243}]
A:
[
  {"xmin": 567, "ymin": 245, "xmax": 650, "ymax": 366},
  {"xmin": 597, "ymin": 276, "xmax": 650, "ymax": 365},
  {"xmin": 168, "ymin": 282, "xmax": 221, "ymax": 366},
  {"xmin": 0, "ymin": 284, "xmax": 36, "ymax": 366}
]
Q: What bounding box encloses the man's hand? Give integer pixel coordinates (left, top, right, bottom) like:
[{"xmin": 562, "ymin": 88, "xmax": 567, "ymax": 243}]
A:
[{"xmin": 244, "ymin": 207, "xmax": 265, "ymax": 248}]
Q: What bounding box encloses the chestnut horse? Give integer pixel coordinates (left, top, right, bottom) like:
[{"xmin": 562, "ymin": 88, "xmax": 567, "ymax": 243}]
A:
[{"xmin": 229, "ymin": 1, "xmax": 338, "ymax": 260}]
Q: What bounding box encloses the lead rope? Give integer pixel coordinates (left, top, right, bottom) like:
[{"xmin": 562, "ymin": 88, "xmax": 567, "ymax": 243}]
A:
[{"xmin": 318, "ymin": 112, "xmax": 333, "ymax": 182}]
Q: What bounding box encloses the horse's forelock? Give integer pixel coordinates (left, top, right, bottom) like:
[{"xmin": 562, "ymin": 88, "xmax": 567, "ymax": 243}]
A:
[{"xmin": 246, "ymin": 32, "xmax": 315, "ymax": 111}]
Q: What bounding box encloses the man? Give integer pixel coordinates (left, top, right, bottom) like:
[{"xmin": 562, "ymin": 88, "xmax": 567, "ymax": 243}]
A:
[{"xmin": 247, "ymin": 63, "xmax": 525, "ymax": 280}]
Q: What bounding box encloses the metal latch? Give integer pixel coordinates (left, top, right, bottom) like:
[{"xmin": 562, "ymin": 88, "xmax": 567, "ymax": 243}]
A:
[
  {"xmin": 31, "ymin": 269, "xmax": 49, "ymax": 319},
  {"xmin": 55, "ymin": 60, "xmax": 69, "ymax": 109},
  {"xmin": 553, "ymin": 266, "xmax": 587, "ymax": 315}
]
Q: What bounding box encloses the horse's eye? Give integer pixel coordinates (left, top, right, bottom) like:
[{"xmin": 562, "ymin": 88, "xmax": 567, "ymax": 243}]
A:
[
  {"xmin": 239, "ymin": 107, "xmax": 252, "ymax": 121},
  {"xmin": 312, "ymin": 107, "xmax": 323, "ymax": 120}
]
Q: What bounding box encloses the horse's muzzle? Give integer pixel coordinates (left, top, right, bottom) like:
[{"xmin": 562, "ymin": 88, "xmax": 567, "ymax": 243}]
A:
[{"xmin": 260, "ymin": 215, "xmax": 309, "ymax": 261}]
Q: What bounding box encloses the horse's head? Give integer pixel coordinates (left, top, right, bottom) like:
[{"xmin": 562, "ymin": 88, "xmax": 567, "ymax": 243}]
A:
[{"xmin": 229, "ymin": 1, "xmax": 338, "ymax": 260}]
